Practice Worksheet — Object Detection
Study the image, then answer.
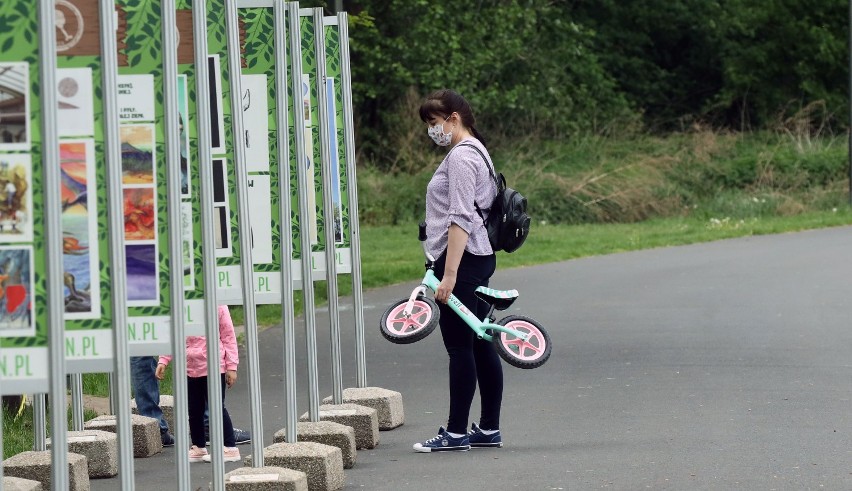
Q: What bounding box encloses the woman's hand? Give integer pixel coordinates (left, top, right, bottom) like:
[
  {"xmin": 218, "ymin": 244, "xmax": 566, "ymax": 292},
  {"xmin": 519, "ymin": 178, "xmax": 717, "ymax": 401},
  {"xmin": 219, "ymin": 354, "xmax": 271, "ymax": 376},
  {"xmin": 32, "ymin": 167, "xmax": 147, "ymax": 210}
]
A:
[
  {"xmin": 435, "ymin": 272, "xmax": 457, "ymax": 304},
  {"xmin": 225, "ymin": 370, "xmax": 238, "ymax": 388},
  {"xmin": 155, "ymin": 363, "xmax": 166, "ymax": 381}
]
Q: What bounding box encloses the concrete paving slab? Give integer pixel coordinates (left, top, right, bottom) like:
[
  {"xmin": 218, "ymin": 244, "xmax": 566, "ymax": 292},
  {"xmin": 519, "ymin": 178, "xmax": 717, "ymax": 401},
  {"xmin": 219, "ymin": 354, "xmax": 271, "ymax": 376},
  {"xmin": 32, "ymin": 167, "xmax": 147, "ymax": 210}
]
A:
[
  {"xmin": 274, "ymin": 421, "xmax": 357, "ymax": 469},
  {"xmin": 84, "ymin": 414, "xmax": 162, "ymax": 457},
  {"xmin": 3, "ymin": 451, "xmax": 89, "ymax": 491},
  {"xmin": 47, "ymin": 430, "xmax": 118, "ymax": 478},
  {"xmin": 220, "ymin": 466, "xmax": 308, "ymax": 491},
  {"xmin": 299, "ymin": 403, "xmax": 378, "ymax": 449},
  {"xmin": 243, "ymin": 442, "xmax": 343, "ymax": 491},
  {"xmin": 2, "ymin": 476, "xmax": 43, "ymax": 491},
  {"xmin": 322, "ymin": 387, "xmax": 404, "ymax": 430},
  {"xmin": 131, "ymin": 394, "xmax": 174, "ymax": 434}
]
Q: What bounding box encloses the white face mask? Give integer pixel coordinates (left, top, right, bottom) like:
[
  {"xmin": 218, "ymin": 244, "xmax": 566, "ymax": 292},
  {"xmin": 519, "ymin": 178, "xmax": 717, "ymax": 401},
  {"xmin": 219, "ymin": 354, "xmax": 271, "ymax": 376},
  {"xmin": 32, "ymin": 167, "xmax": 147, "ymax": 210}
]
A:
[{"xmin": 427, "ymin": 116, "xmax": 453, "ymax": 146}]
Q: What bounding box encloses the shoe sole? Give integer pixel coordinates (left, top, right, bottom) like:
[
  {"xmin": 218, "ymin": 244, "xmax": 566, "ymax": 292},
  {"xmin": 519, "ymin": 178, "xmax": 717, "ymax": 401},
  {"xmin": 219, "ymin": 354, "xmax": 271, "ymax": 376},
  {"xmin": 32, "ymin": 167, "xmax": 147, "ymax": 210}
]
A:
[
  {"xmin": 413, "ymin": 445, "xmax": 470, "ymax": 453},
  {"xmin": 470, "ymin": 442, "xmax": 503, "ymax": 448},
  {"xmin": 188, "ymin": 457, "xmax": 206, "ymax": 463}
]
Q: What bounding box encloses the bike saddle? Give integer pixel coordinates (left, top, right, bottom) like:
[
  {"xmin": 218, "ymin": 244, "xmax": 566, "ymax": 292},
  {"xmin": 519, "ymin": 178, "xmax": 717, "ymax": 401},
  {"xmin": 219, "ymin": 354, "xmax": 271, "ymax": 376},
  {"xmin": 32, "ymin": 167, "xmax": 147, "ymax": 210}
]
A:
[{"xmin": 474, "ymin": 286, "xmax": 519, "ymax": 311}]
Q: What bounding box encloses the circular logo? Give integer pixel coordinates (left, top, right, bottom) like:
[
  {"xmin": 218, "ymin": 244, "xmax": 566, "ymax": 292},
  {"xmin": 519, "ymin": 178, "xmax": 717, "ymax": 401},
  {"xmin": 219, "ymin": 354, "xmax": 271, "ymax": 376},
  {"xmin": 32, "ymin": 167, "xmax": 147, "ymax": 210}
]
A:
[
  {"xmin": 58, "ymin": 77, "xmax": 79, "ymax": 98},
  {"xmin": 55, "ymin": 0, "xmax": 85, "ymax": 53}
]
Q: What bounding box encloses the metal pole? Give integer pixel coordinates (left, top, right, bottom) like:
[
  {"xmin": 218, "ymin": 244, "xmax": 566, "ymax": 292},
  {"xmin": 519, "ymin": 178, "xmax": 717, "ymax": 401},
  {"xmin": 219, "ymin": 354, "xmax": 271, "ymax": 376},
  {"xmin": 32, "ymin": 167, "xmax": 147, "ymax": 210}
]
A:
[
  {"xmin": 288, "ymin": 2, "xmax": 321, "ymax": 421},
  {"xmin": 161, "ymin": 1, "xmax": 191, "ymax": 488},
  {"xmin": 39, "ymin": 0, "xmax": 67, "ymax": 486},
  {"xmin": 337, "ymin": 11, "xmax": 367, "ymax": 387},
  {"xmin": 100, "ymin": 0, "xmax": 136, "ymax": 487},
  {"xmin": 70, "ymin": 374, "xmax": 84, "ymax": 430},
  {"xmin": 224, "ymin": 0, "xmax": 264, "ymax": 464},
  {"xmin": 32, "ymin": 394, "xmax": 46, "ymax": 451},
  {"xmin": 193, "ymin": 2, "xmax": 226, "ymax": 487},
  {"xmin": 274, "ymin": 0, "xmax": 299, "ymax": 444},
  {"xmin": 314, "ymin": 10, "xmax": 343, "ymax": 404},
  {"xmin": 848, "ymin": 0, "xmax": 852, "ymax": 205}
]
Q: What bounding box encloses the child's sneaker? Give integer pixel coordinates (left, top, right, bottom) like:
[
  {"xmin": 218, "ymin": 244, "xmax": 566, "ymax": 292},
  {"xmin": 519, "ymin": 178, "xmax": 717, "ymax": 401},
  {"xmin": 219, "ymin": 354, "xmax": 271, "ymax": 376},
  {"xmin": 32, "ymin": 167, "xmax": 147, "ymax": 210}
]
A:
[
  {"xmin": 468, "ymin": 422, "xmax": 503, "ymax": 448},
  {"xmin": 188, "ymin": 445, "xmax": 208, "ymax": 463},
  {"xmin": 202, "ymin": 446, "xmax": 241, "ymax": 463},
  {"xmin": 413, "ymin": 426, "xmax": 470, "ymax": 453}
]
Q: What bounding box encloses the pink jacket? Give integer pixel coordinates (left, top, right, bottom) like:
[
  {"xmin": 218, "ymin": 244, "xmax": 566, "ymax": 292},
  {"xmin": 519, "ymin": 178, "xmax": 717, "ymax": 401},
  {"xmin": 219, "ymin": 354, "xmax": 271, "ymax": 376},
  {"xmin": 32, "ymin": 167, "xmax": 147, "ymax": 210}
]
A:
[{"xmin": 159, "ymin": 305, "xmax": 239, "ymax": 378}]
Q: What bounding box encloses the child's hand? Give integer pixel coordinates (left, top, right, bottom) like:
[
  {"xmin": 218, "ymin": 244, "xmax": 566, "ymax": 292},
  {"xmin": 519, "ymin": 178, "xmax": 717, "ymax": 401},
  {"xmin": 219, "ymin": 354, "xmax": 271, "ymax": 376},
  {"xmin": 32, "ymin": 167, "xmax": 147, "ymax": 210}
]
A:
[
  {"xmin": 155, "ymin": 363, "xmax": 167, "ymax": 380},
  {"xmin": 225, "ymin": 370, "xmax": 237, "ymax": 388}
]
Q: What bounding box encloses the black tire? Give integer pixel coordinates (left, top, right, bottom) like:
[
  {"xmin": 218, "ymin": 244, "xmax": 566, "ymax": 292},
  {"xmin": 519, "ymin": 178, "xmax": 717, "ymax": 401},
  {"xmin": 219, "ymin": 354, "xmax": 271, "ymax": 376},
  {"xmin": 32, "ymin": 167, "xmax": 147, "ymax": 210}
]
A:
[
  {"xmin": 379, "ymin": 296, "xmax": 440, "ymax": 344},
  {"xmin": 492, "ymin": 315, "xmax": 552, "ymax": 369}
]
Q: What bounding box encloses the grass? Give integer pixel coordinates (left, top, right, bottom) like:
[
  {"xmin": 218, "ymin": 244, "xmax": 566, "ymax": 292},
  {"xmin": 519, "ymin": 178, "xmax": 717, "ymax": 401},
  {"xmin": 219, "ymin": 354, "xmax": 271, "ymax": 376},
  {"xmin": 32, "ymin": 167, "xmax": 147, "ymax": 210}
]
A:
[{"xmin": 3, "ymin": 403, "xmax": 99, "ymax": 459}]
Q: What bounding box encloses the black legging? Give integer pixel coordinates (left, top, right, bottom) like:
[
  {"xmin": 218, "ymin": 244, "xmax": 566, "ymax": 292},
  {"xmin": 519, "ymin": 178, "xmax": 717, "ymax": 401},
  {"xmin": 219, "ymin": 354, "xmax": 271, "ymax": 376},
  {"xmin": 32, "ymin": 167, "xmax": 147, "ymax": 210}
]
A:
[
  {"xmin": 434, "ymin": 250, "xmax": 502, "ymax": 435},
  {"xmin": 187, "ymin": 374, "xmax": 235, "ymax": 448}
]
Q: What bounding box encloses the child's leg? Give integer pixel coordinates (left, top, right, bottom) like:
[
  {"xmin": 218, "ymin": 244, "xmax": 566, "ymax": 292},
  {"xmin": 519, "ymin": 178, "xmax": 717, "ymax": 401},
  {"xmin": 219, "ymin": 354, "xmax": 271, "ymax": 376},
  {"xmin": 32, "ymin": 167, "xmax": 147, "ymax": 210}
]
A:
[
  {"xmin": 187, "ymin": 376, "xmax": 208, "ymax": 447},
  {"xmin": 219, "ymin": 374, "xmax": 236, "ymax": 447}
]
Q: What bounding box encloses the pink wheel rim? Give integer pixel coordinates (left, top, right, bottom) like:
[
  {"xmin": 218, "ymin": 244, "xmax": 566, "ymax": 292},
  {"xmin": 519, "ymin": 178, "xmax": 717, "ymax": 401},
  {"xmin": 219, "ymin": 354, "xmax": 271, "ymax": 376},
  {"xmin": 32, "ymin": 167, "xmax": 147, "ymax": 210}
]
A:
[
  {"xmin": 385, "ymin": 300, "xmax": 433, "ymax": 337},
  {"xmin": 499, "ymin": 320, "xmax": 547, "ymax": 361}
]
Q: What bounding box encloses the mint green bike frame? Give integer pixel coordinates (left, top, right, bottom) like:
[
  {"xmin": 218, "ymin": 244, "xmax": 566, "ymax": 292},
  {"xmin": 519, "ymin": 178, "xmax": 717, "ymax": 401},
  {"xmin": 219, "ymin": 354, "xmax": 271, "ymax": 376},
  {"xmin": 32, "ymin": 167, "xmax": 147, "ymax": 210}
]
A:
[{"xmin": 403, "ymin": 267, "xmax": 529, "ymax": 343}]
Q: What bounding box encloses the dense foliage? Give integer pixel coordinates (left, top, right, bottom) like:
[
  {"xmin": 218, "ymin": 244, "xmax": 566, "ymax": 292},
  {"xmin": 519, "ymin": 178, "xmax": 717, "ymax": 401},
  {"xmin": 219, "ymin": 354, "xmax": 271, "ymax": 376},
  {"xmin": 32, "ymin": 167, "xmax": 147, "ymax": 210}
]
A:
[{"xmin": 307, "ymin": 1, "xmax": 849, "ymax": 168}]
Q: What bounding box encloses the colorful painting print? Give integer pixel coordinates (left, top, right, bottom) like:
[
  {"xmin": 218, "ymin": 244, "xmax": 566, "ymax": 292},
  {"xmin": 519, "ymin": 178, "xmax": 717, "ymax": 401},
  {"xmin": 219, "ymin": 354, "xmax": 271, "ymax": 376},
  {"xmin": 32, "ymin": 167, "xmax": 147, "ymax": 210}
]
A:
[
  {"xmin": 0, "ymin": 246, "xmax": 34, "ymax": 337},
  {"xmin": 123, "ymin": 188, "xmax": 156, "ymax": 241},
  {"xmin": 241, "ymin": 74, "xmax": 270, "ymax": 173},
  {"xmin": 0, "ymin": 154, "xmax": 33, "ymax": 243},
  {"xmin": 212, "ymin": 158, "xmax": 231, "ymax": 257},
  {"xmin": 208, "ymin": 55, "xmax": 225, "ymax": 154},
  {"xmin": 125, "ymin": 243, "xmax": 158, "ymax": 305},
  {"xmin": 181, "ymin": 202, "xmax": 193, "ymax": 290},
  {"xmin": 57, "ymin": 67, "xmax": 94, "ymax": 137},
  {"xmin": 120, "ymin": 124, "xmax": 155, "ymax": 184},
  {"xmin": 301, "ymin": 75, "xmax": 311, "ymax": 126},
  {"xmin": 177, "ymin": 75, "xmax": 190, "ymax": 198},
  {"xmin": 60, "ymin": 139, "xmax": 100, "ymax": 319},
  {"xmin": 325, "ymin": 78, "xmax": 344, "ymax": 245},
  {"xmin": 0, "ymin": 62, "xmax": 30, "ymax": 151}
]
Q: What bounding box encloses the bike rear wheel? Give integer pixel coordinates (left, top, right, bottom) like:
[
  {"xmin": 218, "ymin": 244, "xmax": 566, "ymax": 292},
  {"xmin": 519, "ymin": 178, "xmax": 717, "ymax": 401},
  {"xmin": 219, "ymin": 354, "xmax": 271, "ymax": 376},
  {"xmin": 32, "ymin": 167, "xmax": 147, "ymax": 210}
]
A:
[
  {"xmin": 492, "ymin": 315, "xmax": 551, "ymax": 369},
  {"xmin": 380, "ymin": 296, "xmax": 440, "ymax": 344}
]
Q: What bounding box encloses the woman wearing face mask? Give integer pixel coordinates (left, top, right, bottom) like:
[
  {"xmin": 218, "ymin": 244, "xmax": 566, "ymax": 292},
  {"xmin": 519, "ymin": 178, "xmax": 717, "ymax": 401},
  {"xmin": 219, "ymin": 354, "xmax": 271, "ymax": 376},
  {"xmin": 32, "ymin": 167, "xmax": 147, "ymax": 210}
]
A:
[{"xmin": 412, "ymin": 89, "xmax": 503, "ymax": 453}]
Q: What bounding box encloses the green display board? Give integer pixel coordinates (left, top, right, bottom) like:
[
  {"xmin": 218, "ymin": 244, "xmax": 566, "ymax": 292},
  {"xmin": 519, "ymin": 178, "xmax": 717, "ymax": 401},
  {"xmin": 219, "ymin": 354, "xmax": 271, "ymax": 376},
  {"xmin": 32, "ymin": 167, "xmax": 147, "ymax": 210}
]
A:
[
  {"xmin": 238, "ymin": 6, "xmax": 288, "ymax": 304},
  {"xmin": 55, "ymin": 0, "xmax": 115, "ymax": 373},
  {"xmin": 118, "ymin": 0, "xmax": 174, "ymax": 354},
  {"xmin": 295, "ymin": 11, "xmax": 351, "ymax": 284},
  {"xmin": 0, "ymin": 1, "xmax": 49, "ymax": 393}
]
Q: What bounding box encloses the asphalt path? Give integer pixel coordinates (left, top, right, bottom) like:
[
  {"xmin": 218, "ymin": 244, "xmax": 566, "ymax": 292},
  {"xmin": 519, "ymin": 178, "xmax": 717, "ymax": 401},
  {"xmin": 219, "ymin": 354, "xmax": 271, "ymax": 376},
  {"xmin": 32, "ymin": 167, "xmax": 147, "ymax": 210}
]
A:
[{"xmin": 92, "ymin": 226, "xmax": 852, "ymax": 490}]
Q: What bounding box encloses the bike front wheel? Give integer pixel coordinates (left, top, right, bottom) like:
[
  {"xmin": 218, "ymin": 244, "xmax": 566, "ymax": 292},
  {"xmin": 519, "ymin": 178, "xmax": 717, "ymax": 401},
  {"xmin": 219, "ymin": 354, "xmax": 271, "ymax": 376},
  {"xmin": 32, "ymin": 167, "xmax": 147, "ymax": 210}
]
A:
[
  {"xmin": 492, "ymin": 315, "xmax": 552, "ymax": 369},
  {"xmin": 380, "ymin": 296, "xmax": 440, "ymax": 344}
]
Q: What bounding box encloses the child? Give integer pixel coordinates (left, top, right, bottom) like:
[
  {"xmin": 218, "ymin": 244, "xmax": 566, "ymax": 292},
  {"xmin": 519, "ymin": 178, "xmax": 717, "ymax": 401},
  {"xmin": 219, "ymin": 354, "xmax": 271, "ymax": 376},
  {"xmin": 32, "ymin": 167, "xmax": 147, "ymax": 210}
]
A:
[{"xmin": 156, "ymin": 305, "xmax": 240, "ymax": 463}]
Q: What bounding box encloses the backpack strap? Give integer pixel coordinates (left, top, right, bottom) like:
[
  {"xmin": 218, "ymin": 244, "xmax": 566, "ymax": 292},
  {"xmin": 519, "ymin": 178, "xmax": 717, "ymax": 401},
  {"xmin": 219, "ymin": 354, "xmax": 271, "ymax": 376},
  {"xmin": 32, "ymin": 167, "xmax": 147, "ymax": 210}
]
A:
[{"xmin": 454, "ymin": 143, "xmax": 502, "ymax": 222}]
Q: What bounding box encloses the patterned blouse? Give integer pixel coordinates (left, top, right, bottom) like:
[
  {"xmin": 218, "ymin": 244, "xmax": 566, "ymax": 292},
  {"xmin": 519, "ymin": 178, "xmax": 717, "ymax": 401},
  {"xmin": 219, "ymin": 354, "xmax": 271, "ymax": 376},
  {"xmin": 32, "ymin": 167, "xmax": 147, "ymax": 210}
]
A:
[{"xmin": 425, "ymin": 137, "xmax": 498, "ymax": 258}]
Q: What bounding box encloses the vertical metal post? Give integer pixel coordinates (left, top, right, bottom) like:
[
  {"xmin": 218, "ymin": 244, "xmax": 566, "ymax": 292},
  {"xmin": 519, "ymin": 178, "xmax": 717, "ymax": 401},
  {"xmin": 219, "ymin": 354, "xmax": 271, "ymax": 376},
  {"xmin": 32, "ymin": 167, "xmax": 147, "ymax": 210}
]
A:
[
  {"xmin": 848, "ymin": 0, "xmax": 852, "ymax": 205},
  {"xmin": 70, "ymin": 373, "xmax": 84, "ymax": 430},
  {"xmin": 100, "ymin": 0, "xmax": 136, "ymax": 487},
  {"xmin": 288, "ymin": 2, "xmax": 321, "ymax": 421},
  {"xmin": 161, "ymin": 1, "xmax": 191, "ymax": 488},
  {"xmin": 224, "ymin": 0, "xmax": 264, "ymax": 464},
  {"xmin": 337, "ymin": 12, "xmax": 367, "ymax": 387},
  {"xmin": 39, "ymin": 0, "xmax": 67, "ymax": 486},
  {"xmin": 32, "ymin": 394, "xmax": 46, "ymax": 451},
  {"xmin": 274, "ymin": 0, "xmax": 299, "ymax": 443},
  {"xmin": 193, "ymin": 2, "xmax": 226, "ymax": 487},
  {"xmin": 313, "ymin": 10, "xmax": 343, "ymax": 404}
]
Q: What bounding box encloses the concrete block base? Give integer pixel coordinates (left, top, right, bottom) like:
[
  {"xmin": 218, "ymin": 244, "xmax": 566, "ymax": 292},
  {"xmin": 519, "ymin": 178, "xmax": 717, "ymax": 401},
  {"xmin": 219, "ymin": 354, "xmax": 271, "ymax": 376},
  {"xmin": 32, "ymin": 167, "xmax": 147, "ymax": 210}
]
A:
[
  {"xmin": 3, "ymin": 451, "xmax": 89, "ymax": 491},
  {"xmin": 83, "ymin": 414, "xmax": 162, "ymax": 457},
  {"xmin": 130, "ymin": 394, "xmax": 174, "ymax": 433},
  {"xmin": 2, "ymin": 476, "xmax": 43, "ymax": 491},
  {"xmin": 244, "ymin": 442, "xmax": 344, "ymax": 491},
  {"xmin": 300, "ymin": 403, "xmax": 379, "ymax": 450},
  {"xmin": 47, "ymin": 430, "xmax": 117, "ymax": 478},
  {"xmin": 322, "ymin": 387, "xmax": 404, "ymax": 430},
  {"xmin": 274, "ymin": 421, "xmax": 356, "ymax": 469},
  {"xmin": 219, "ymin": 466, "xmax": 308, "ymax": 491}
]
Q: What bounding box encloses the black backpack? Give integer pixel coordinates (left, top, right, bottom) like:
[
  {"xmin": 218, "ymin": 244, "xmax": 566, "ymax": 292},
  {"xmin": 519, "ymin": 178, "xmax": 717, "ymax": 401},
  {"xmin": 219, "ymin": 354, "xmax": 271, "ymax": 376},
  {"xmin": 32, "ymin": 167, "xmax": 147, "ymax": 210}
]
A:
[{"xmin": 460, "ymin": 144, "xmax": 531, "ymax": 254}]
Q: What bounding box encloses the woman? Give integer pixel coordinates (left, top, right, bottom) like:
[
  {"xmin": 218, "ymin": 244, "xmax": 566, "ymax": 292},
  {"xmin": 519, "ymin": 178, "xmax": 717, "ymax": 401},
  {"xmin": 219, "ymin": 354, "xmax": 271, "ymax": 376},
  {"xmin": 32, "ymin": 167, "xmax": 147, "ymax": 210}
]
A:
[{"xmin": 413, "ymin": 89, "xmax": 504, "ymax": 452}]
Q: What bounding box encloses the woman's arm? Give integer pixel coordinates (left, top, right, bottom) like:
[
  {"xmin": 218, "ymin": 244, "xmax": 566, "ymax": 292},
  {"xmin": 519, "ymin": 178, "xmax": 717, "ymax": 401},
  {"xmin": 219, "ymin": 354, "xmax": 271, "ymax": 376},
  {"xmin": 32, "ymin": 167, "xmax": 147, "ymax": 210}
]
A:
[
  {"xmin": 435, "ymin": 223, "xmax": 468, "ymax": 303},
  {"xmin": 218, "ymin": 306, "xmax": 239, "ymax": 372}
]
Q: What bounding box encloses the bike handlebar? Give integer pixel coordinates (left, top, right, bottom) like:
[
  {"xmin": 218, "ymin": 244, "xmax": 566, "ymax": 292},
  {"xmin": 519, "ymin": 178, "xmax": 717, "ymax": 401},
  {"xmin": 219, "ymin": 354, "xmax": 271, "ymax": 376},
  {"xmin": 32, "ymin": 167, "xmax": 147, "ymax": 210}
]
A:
[{"xmin": 418, "ymin": 221, "xmax": 427, "ymax": 242}]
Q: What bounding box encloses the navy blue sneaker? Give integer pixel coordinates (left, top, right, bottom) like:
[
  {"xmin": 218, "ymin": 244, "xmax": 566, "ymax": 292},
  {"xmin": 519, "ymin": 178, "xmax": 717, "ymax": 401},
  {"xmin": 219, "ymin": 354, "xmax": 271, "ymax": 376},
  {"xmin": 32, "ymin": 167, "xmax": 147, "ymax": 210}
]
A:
[
  {"xmin": 413, "ymin": 426, "xmax": 470, "ymax": 453},
  {"xmin": 205, "ymin": 427, "xmax": 251, "ymax": 445},
  {"xmin": 468, "ymin": 422, "xmax": 502, "ymax": 448},
  {"xmin": 160, "ymin": 431, "xmax": 175, "ymax": 448}
]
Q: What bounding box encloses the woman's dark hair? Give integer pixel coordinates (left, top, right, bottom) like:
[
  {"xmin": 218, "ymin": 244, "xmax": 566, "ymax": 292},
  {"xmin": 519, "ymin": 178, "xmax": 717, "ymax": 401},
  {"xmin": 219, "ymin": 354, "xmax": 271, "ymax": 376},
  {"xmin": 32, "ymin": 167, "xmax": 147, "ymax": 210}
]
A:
[{"xmin": 419, "ymin": 89, "xmax": 487, "ymax": 147}]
